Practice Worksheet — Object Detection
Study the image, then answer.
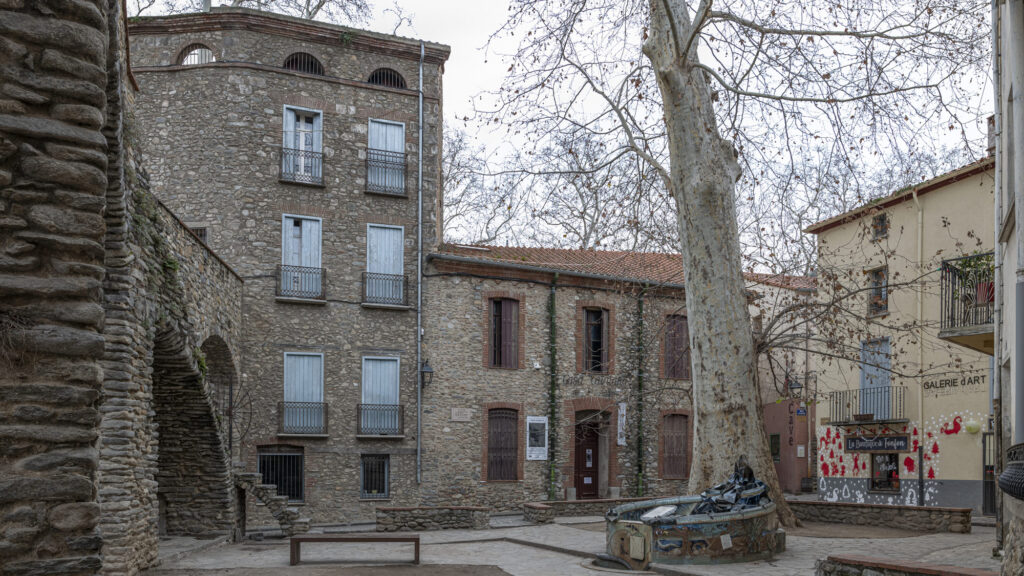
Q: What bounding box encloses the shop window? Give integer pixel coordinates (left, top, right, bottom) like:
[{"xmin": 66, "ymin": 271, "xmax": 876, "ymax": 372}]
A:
[
  {"xmin": 257, "ymin": 446, "xmax": 304, "ymax": 502},
  {"xmin": 770, "ymin": 434, "xmax": 781, "ymax": 463},
  {"xmin": 360, "ymin": 454, "xmax": 390, "ymax": 499},
  {"xmin": 487, "ymin": 408, "xmax": 518, "ymax": 481},
  {"xmin": 489, "ymin": 298, "xmax": 520, "ymax": 369},
  {"xmin": 663, "ymin": 315, "xmax": 691, "ymax": 380},
  {"xmin": 870, "ymin": 453, "xmax": 900, "ymax": 492}
]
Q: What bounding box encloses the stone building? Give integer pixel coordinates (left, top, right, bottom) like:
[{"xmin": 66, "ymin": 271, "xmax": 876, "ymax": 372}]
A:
[
  {"xmin": 806, "ymin": 159, "xmax": 995, "ymax": 513},
  {"xmin": 127, "ymin": 8, "xmax": 450, "ymax": 524},
  {"xmin": 420, "ymin": 244, "xmax": 699, "ymax": 507}
]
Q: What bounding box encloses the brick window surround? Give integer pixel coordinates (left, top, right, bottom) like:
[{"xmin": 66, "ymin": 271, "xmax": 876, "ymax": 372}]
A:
[
  {"xmin": 481, "ymin": 291, "xmax": 526, "ymax": 370},
  {"xmin": 575, "ymin": 300, "xmax": 615, "ymax": 374},
  {"xmin": 658, "ymin": 409, "xmax": 694, "ymax": 480},
  {"xmin": 659, "ymin": 313, "xmax": 691, "ymax": 380},
  {"xmin": 562, "ymin": 397, "xmax": 620, "ymax": 491},
  {"xmin": 480, "ymin": 402, "xmax": 524, "ymax": 482}
]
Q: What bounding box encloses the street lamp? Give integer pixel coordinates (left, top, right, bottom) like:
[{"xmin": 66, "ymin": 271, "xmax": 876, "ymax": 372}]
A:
[
  {"xmin": 420, "ymin": 360, "xmax": 434, "ymax": 387},
  {"xmin": 788, "ymin": 376, "xmax": 803, "ymax": 396}
]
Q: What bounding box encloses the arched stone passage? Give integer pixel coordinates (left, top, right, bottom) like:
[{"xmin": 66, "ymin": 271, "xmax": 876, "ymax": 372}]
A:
[
  {"xmin": 200, "ymin": 335, "xmax": 236, "ymax": 449},
  {"xmin": 152, "ymin": 328, "xmax": 233, "ymax": 537}
]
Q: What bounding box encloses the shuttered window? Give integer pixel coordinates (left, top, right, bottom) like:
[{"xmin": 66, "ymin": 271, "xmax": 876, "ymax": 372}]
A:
[
  {"xmin": 664, "ymin": 315, "xmax": 691, "ymax": 380},
  {"xmin": 584, "ymin": 308, "xmax": 609, "ymax": 373},
  {"xmin": 489, "ymin": 298, "xmax": 519, "ymax": 369},
  {"xmin": 487, "ymin": 409, "xmax": 518, "ymax": 481},
  {"xmin": 662, "ymin": 414, "xmax": 688, "ymax": 479}
]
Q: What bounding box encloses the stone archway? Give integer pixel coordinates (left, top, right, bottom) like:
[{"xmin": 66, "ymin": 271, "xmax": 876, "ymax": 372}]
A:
[{"xmin": 200, "ymin": 334, "xmax": 237, "ymax": 452}]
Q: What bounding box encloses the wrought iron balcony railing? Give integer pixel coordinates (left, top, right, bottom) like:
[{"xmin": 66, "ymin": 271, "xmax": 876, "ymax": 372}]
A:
[
  {"xmin": 362, "ymin": 272, "xmax": 407, "ymax": 306},
  {"xmin": 940, "ymin": 252, "xmax": 995, "ymax": 332},
  {"xmin": 357, "ymin": 403, "xmax": 404, "ymax": 436},
  {"xmin": 828, "ymin": 385, "xmax": 907, "ymax": 425},
  {"xmin": 366, "ymin": 148, "xmax": 406, "ymax": 196},
  {"xmin": 278, "ymin": 401, "xmax": 328, "ymax": 435},
  {"xmin": 281, "ymin": 148, "xmax": 324, "ymax": 185},
  {"xmin": 277, "ymin": 264, "xmax": 325, "ymax": 300}
]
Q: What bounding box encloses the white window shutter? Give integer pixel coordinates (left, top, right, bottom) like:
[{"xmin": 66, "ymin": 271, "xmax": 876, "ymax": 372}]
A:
[
  {"xmin": 282, "ymin": 109, "xmax": 296, "ymax": 149},
  {"xmin": 313, "ymin": 113, "xmax": 323, "ymax": 153},
  {"xmin": 284, "ymin": 354, "xmax": 323, "ymax": 402},
  {"xmin": 300, "ymin": 219, "xmax": 321, "ymax": 268}
]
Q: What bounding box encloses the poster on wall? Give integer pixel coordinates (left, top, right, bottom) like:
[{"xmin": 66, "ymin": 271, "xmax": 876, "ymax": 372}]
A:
[
  {"xmin": 617, "ymin": 402, "xmax": 627, "ymax": 446},
  {"xmin": 526, "ymin": 416, "xmax": 548, "ymax": 460}
]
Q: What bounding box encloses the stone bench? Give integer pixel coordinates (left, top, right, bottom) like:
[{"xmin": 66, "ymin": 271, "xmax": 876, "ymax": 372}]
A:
[
  {"xmin": 289, "ymin": 534, "xmax": 419, "ymax": 566},
  {"xmin": 787, "ymin": 500, "xmax": 972, "ymax": 533},
  {"xmin": 817, "ymin": 554, "xmax": 997, "ymax": 576}
]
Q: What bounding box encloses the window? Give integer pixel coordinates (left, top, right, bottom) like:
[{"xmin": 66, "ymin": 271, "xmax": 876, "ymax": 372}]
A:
[
  {"xmin": 770, "ymin": 434, "xmax": 781, "ymax": 463},
  {"xmin": 871, "ymin": 213, "xmax": 889, "ymax": 240},
  {"xmin": 283, "ymin": 52, "xmax": 324, "ymax": 75},
  {"xmin": 584, "ymin": 308, "xmax": 609, "ymax": 373},
  {"xmin": 367, "ymin": 68, "xmax": 407, "ymax": 89},
  {"xmin": 282, "ymin": 353, "xmax": 324, "ymax": 434},
  {"xmin": 489, "ymin": 298, "xmax": 520, "ymax": 369},
  {"xmin": 487, "ymin": 408, "xmax": 518, "ymax": 481},
  {"xmin": 868, "ymin": 266, "xmax": 888, "ymax": 315},
  {"xmin": 258, "ymin": 446, "xmax": 304, "ymax": 502},
  {"xmin": 662, "ymin": 413, "xmax": 688, "ymax": 478},
  {"xmin": 179, "ymin": 43, "xmax": 214, "ymax": 65},
  {"xmin": 360, "ymin": 357, "xmax": 401, "ymax": 435},
  {"xmin": 870, "ymin": 453, "xmax": 900, "ymax": 492},
  {"xmin": 189, "ymin": 226, "xmax": 208, "ymax": 244},
  {"xmin": 360, "ymin": 454, "xmax": 390, "ymax": 499},
  {"xmin": 365, "ymin": 224, "xmax": 405, "ymax": 305},
  {"xmin": 367, "ymin": 119, "xmax": 406, "ymax": 196},
  {"xmin": 860, "ymin": 339, "xmax": 892, "ymax": 419},
  {"xmin": 663, "ymin": 315, "xmax": 691, "ymax": 380},
  {"xmin": 281, "ymin": 107, "xmax": 323, "ymax": 185},
  {"xmin": 279, "ymin": 215, "xmax": 323, "ymax": 299}
]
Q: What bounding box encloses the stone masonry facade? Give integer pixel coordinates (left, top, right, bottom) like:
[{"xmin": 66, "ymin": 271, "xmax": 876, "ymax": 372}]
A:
[
  {"xmin": 128, "ymin": 8, "xmax": 450, "ymax": 526},
  {"xmin": 1, "ymin": 2, "xmax": 244, "ymax": 576}
]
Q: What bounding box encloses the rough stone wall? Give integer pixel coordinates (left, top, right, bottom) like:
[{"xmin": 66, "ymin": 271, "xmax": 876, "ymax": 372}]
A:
[
  {"xmin": 128, "ymin": 9, "xmax": 448, "ymax": 526},
  {"xmin": 1002, "ymin": 496, "xmax": 1024, "ymax": 575},
  {"xmin": 522, "ymin": 497, "xmax": 649, "ymax": 522},
  {"xmin": 420, "ymin": 264, "xmax": 693, "ymax": 510},
  {"xmin": 0, "ymin": 0, "xmax": 115, "ymax": 574},
  {"xmin": 789, "ymin": 500, "xmax": 971, "ymax": 533},
  {"xmin": 374, "ymin": 506, "xmax": 489, "ymax": 532},
  {"xmin": 816, "ymin": 555, "xmax": 997, "ymax": 576}
]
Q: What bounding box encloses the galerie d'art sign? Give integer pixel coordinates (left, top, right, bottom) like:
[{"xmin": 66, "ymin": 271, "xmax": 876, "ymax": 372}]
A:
[
  {"xmin": 845, "ymin": 435, "xmax": 909, "ymax": 453},
  {"xmin": 923, "ymin": 372, "xmax": 986, "ymax": 397}
]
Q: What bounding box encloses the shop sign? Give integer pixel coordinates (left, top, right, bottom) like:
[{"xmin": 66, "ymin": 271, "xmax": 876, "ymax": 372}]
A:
[
  {"xmin": 796, "ymin": 407, "xmax": 807, "ymax": 416},
  {"xmin": 845, "ymin": 435, "xmax": 909, "ymax": 452},
  {"xmin": 923, "ymin": 372, "xmax": 986, "ymax": 397}
]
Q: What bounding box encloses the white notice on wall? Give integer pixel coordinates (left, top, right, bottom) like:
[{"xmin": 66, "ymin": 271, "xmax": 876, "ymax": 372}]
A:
[
  {"xmin": 617, "ymin": 402, "xmax": 627, "ymax": 446},
  {"xmin": 584, "ymin": 477, "xmax": 593, "ymax": 484},
  {"xmin": 526, "ymin": 416, "xmax": 549, "ymax": 460},
  {"xmin": 797, "ymin": 445, "xmax": 806, "ymax": 458},
  {"xmin": 720, "ymin": 534, "xmax": 733, "ymax": 549},
  {"xmin": 451, "ymin": 408, "xmax": 472, "ymax": 422}
]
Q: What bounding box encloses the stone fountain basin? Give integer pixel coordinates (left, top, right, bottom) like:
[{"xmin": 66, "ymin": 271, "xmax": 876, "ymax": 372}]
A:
[{"xmin": 602, "ymin": 494, "xmax": 785, "ymax": 570}]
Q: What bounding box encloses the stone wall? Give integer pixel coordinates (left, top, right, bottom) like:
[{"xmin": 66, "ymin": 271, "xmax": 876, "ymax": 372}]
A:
[
  {"xmin": 789, "ymin": 500, "xmax": 971, "ymax": 533},
  {"xmin": 522, "ymin": 498, "xmax": 650, "ymax": 523},
  {"xmin": 375, "ymin": 506, "xmax": 489, "ymax": 532},
  {"xmin": 816, "ymin": 555, "xmax": 997, "ymax": 576}
]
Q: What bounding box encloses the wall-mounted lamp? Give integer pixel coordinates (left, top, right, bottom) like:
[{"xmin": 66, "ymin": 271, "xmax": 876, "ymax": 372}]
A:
[{"xmin": 420, "ymin": 360, "xmax": 434, "ymax": 387}]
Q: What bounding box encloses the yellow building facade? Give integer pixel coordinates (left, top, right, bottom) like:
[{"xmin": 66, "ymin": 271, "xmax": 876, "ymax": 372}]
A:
[{"xmin": 807, "ymin": 159, "xmax": 995, "ymax": 513}]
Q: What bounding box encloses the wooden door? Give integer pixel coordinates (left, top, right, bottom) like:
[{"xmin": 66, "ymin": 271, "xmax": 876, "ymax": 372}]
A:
[{"xmin": 575, "ymin": 419, "xmax": 600, "ymax": 499}]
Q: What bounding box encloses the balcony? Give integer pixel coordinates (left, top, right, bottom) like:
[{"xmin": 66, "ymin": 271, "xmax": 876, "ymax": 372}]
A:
[
  {"xmin": 277, "ymin": 265, "xmax": 325, "ymax": 301},
  {"xmin": 827, "ymin": 385, "xmax": 907, "ymax": 426},
  {"xmin": 938, "ymin": 252, "xmax": 994, "ymax": 355},
  {"xmin": 357, "ymin": 403, "xmax": 404, "ymax": 437},
  {"xmin": 366, "ymin": 148, "xmax": 406, "ymax": 196},
  {"xmin": 362, "ymin": 272, "xmax": 407, "ymax": 307},
  {"xmin": 280, "ymin": 148, "xmax": 324, "ymax": 186},
  {"xmin": 278, "ymin": 401, "xmax": 328, "ymax": 436}
]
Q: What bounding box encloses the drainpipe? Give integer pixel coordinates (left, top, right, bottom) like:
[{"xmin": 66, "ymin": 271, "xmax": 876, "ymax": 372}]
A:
[
  {"xmin": 1012, "ymin": 0, "xmax": 1024, "ymax": 446},
  {"xmin": 992, "ymin": 0, "xmax": 1003, "ymax": 547},
  {"xmin": 912, "ymin": 189, "xmax": 925, "ymax": 466},
  {"xmin": 416, "ymin": 42, "xmax": 424, "ymax": 484},
  {"xmin": 634, "ymin": 290, "xmax": 646, "ymax": 497},
  {"xmin": 548, "ymin": 274, "xmax": 559, "ymax": 500}
]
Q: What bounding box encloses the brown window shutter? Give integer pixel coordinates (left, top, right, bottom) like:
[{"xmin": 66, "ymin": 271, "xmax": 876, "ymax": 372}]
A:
[
  {"xmin": 489, "ymin": 299, "xmax": 501, "ymax": 367},
  {"xmin": 488, "ymin": 409, "xmax": 518, "ymax": 480},
  {"xmin": 600, "ymin": 308, "xmax": 609, "ymax": 371},
  {"xmin": 666, "ymin": 315, "xmax": 691, "ymax": 380},
  {"xmin": 500, "ymin": 299, "xmax": 518, "ymax": 368},
  {"xmin": 663, "ymin": 414, "xmax": 688, "ymax": 477},
  {"xmin": 679, "ymin": 316, "xmax": 691, "ymax": 380}
]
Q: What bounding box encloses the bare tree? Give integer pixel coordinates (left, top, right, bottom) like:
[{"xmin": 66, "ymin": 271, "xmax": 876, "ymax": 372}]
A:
[
  {"xmin": 133, "ymin": 0, "xmax": 371, "ymax": 23},
  {"xmin": 488, "ymin": 0, "xmax": 989, "ymax": 525}
]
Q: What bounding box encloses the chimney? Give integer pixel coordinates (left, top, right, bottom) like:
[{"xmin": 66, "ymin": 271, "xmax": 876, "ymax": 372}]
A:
[{"xmin": 202, "ymin": 0, "xmax": 211, "ymax": 11}]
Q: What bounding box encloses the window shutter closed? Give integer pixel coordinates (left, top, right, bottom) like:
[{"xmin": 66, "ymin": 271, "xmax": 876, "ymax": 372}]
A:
[
  {"xmin": 488, "ymin": 409, "xmax": 518, "ymax": 481},
  {"xmin": 663, "ymin": 414, "xmax": 688, "ymax": 478},
  {"xmin": 282, "ymin": 110, "xmax": 296, "ymax": 149},
  {"xmin": 666, "ymin": 316, "xmax": 691, "ymax": 379},
  {"xmin": 600, "ymin": 309, "xmax": 609, "ymax": 371},
  {"xmin": 500, "ymin": 299, "xmax": 518, "ymax": 369}
]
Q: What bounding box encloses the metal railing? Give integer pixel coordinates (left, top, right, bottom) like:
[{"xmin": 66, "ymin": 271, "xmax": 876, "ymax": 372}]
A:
[
  {"xmin": 277, "ymin": 264, "xmax": 325, "ymax": 300},
  {"xmin": 360, "ymin": 454, "xmax": 390, "ymax": 499},
  {"xmin": 280, "ymin": 148, "xmax": 324, "ymax": 185},
  {"xmin": 357, "ymin": 404, "xmax": 404, "ymax": 436},
  {"xmin": 278, "ymin": 402, "xmax": 328, "ymax": 435},
  {"xmin": 366, "ymin": 148, "xmax": 406, "ymax": 195},
  {"xmin": 940, "ymin": 252, "xmax": 995, "ymax": 331},
  {"xmin": 828, "ymin": 385, "xmax": 906, "ymax": 424},
  {"xmin": 362, "ymin": 272, "xmax": 407, "ymax": 306}
]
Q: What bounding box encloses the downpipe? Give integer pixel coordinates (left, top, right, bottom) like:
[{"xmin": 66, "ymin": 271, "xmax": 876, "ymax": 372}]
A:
[{"xmin": 416, "ymin": 41, "xmax": 424, "ymax": 484}]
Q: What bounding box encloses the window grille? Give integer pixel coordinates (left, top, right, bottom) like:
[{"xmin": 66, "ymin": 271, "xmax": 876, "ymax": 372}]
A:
[
  {"xmin": 584, "ymin": 308, "xmax": 608, "ymax": 373},
  {"xmin": 662, "ymin": 414, "xmax": 688, "ymax": 478},
  {"xmin": 189, "ymin": 226, "xmax": 208, "ymax": 243},
  {"xmin": 283, "ymin": 52, "xmax": 325, "ymax": 76},
  {"xmin": 489, "ymin": 298, "xmax": 519, "ymax": 368},
  {"xmin": 663, "ymin": 315, "xmax": 690, "ymax": 379},
  {"xmin": 258, "ymin": 448, "xmax": 304, "ymax": 502},
  {"xmin": 360, "ymin": 454, "xmax": 390, "ymax": 499},
  {"xmin": 868, "ymin": 267, "xmax": 888, "ymax": 315},
  {"xmin": 367, "ymin": 68, "xmax": 407, "ymax": 89},
  {"xmin": 179, "ymin": 44, "xmax": 215, "ymax": 65},
  {"xmin": 487, "ymin": 409, "xmax": 518, "ymax": 481}
]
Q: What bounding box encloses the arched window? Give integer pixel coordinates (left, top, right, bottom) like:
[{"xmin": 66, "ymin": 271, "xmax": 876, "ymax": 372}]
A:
[
  {"xmin": 367, "ymin": 68, "xmax": 406, "ymax": 89},
  {"xmin": 178, "ymin": 43, "xmax": 215, "ymax": 65},
  {"xmin": 283, "ymin": 52, "xmax": 324, "ymax": 76}
]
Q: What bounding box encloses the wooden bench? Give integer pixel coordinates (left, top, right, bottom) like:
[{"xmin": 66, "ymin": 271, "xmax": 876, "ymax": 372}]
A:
[{"xmin": 289, "ymin": 534, "xmax": 420, "ymax": 566}]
